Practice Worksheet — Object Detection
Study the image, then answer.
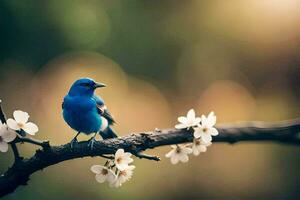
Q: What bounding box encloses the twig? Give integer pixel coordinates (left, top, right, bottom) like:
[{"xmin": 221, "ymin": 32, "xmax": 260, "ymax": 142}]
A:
[
  {"xmin": 0, "ymin": 100, "xmax": 6, "ymax": 124},
  {"xmin": 10, "ymin": 143, "xmax": 22, "ymax": 162},
  {"xmin": 14, "ymin": 137, "xmax": 50, "ymax": 148},
  {"xmin": 0, "ymin": 118, "xmax": 300, "ymax": 197},
  {"xmin": 133, "ymin": 152, "xmax": 160, "ymax": 161}
]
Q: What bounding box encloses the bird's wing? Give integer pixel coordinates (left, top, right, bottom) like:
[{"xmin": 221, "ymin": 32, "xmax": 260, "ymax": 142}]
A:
[
  {"xmin": 100, "ymin": 108, "xmax": 116, "ymax": 125},
  {"xmin": 93, "ymin": 95, "xmax": 116, "ymax": 125}
]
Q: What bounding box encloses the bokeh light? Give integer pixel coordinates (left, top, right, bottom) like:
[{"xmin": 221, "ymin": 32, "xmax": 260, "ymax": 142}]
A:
[{"xmin": 48, "ymin": 1, "xmax": 111, "ymax": 49}]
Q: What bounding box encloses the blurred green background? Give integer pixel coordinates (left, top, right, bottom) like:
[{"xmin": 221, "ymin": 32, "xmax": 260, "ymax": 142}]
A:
[{"xmin": 1, "ymin": 0, "xmax": 300, "ymax": 199}]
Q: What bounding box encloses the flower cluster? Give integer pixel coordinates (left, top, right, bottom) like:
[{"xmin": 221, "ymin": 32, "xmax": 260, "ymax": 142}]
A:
[
  {"xmin": 166, "ymin": 109, "xmax": 218, "ymax": 164},
  {"xmin": 0, "ymin": 110, "xmax": 39, "ymax": 153},
  {"xmin": 91, "ymin": 149, "xmax": 135, "ymax": 188}
]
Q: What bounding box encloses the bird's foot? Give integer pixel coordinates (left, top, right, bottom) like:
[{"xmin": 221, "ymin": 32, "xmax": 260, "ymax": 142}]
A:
[
  {"xmin": 87, "ymin": 137, "xmax": 97, "ymax": 150},
  {"xmin": 70, "ymin": 138, "xmax": 78, "ymax": 148}
]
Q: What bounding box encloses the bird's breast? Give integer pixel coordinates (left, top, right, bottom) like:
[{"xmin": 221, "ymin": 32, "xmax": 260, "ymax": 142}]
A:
[{"xmin": 62, "ymin": 96, "xmax": 101, "ymax": 134}]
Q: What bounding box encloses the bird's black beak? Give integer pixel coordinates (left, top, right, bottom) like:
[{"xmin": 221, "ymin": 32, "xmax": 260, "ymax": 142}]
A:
[{"xmin": 94, "ymin": 82, "xmax": 106, "ymax": 89}]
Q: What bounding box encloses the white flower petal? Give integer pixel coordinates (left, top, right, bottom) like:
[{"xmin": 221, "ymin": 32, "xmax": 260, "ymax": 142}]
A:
[
  {"xmin": 2, "ymin": 129, "xmax": 16, "ymax": 143},
  {"xmin": 22, "ymin": 122, "xmax": 38, "ymax": 135},
  {"xmin": 176, "ymin": 109, "xmax": 201, "ymax": 129},
  {"xmin": 199, "ymin": 145, "xmax": 207, "ymax": 152},
  {"xmin": 170, "ymin": 155, "xmax": 179, "ymax": 164},
  {"xmin": 124, "ymin": 152, "xmax": 133, "ymax": 159},
  {"xmin": 208, "ymin": 111, "xmax": 214, "ymax": 117},
  {"xmin": 112, "ymin": 166, "xmax": 135, "ymax": 187},
  {"xmin": 124, "ymin": 157, "xmax": 134, "ymax": 164},
  {"xmin": 95, "ymin": 174, "xmax": 107, "ymax": 183},
  {"xmin": 201, "ymin": 140, "xmax": 212, "ymax": 146},
  {"xmin": 175, "ymin": 123, "xmax": 187, "ymax": 129},
  {"xmin": 0, "ymin": 122, "xmax": 6, "ymax": 134},
  {"xmin": 165, "ymin": 149, "xmax": 174, "ymax": 158},
  {"xmin": 90, "ymin": 165, "xmax": 103, "ymax": 174},
  {"xmin": 187, "ymin": 109, "xmax": 195, "ymax": 120},
  {"xmin": 115, "ymin": 149, "xmax": 124, "ymax": 158},
  {"xmin": 201, "ymin": 134, "xmax": 212, "ymax": 143},
  {"xmin": 112, "ymin": 175, "xmax": 125, "ymax": 188},
  {"xmin": 177, "ymin": 116, "xmax": 188, "ymax": 124},
  {"xmin": 210, "ymin": 127, "xmax": 219, "ymax": 136},
  {"xmin": 127, "ymin": 165, "xmax": 135, "ymax": 171},
  {"xmin": 187, "ymin": 119, "xmax": 197, "ymax": 127},
  {"xmin": 0, "ymin": 142, "xmax": 8, "ymax": 152},
  {"xmin": 106, "ymin": 173, "xmax": 117, "ymax": 183},
  {"xmin": 179, "ymin": 154, "xmax": 189, "ymax": 163},
  {"xmin": 194, "ymin": 117, "xmax": 201, "ymax": 125},
  {"xmin": 13, "ymin": 110, "xmax": 29, "ymax": 124},
  {"xmin": 107, "ymin": 172, "xmax": 117, "ymax": 183},
  {"xmin": 0, "ymin": 125, "xmax": 8, "ymax": 137},
  {"xmin": 207, "ymin": 111, "xmax": 216, "ymax": 124},
  {"xmin": 6, "ymin": 119, "xmax": 20, "ymax": 131},
  {"xmin": 116, "ymin": 163, "xmax": 129, "ymax": 171},
  {"xmin": 201, "ymin": 115, "xmax": 208, "ymax": 126},
  {"xmin": 165, "ymin": 147, "xmax": 176, "ymax": 158},
  {"xmin": 207, "ymin": 116, "xmax": 216, "ymax": 127},
  {"xmin": 192, "ymin": 147, "xmax": 200, "ymax": 156},
  {"xmin": 193, "ymin": 132, "xmax": 201, "ymax": 139},
  {"xmin": 193, "ymin": 128, "xmax": 203, "ymax": 138},
  {"xmin": 182, "ymin": 147, "xmax": 193, "ymax": 154}
]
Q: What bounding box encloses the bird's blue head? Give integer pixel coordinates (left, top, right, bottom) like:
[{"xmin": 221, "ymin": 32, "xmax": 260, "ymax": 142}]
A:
[{"xmin": 68, "ymin": 78, "xmax": 106, "ymax": 97}]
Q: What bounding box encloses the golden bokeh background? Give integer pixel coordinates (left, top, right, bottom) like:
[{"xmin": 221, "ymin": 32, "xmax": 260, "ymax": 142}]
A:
[{"xmin": 0, "ymin": 1, "xmax": 300, "ymax": 199}]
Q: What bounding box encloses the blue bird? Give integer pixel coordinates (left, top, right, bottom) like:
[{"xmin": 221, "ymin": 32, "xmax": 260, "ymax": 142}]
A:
[{"xmin": 62, "ymin": 78, "xmax": 117, "ymax": 148}]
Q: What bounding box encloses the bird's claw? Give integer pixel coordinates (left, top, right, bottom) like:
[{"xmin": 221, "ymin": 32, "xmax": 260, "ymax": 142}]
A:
[
  {"xmin": 70, "ymin": 138, "xmax": 78, "ymax": 148},
  {"xmin": 88, "ymin": 138, "xmax": 97, "ymax": 150}
]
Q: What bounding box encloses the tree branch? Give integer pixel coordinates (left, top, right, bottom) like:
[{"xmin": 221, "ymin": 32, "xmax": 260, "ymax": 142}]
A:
[{"xmin": 0, "ymin": 118, "xmax": 300, "ymax": 197}]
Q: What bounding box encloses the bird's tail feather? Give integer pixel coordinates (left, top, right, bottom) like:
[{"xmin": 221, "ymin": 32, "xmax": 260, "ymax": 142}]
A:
[{"xmin": 99, "ymin": 126, "xmax": 118, "ymax": 139}]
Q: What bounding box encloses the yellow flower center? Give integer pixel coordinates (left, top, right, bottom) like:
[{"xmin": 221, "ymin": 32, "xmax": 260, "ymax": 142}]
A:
[
  {"xmin": 17, "ymin": 123, "xmax": 24, "ymax": 128},
  {"xmin": 116, "ymin": 157, "xmax": 122, "ymax": 163},
  {"xmin": 176, "ymin": 147, "xmax": 181, "ymax": 154},
  {"xmin": 101, "ymin": 169, "xmax": 108, "ymax": 175},
  {"xmin": 119, "ymin": 170, "xmax": 127, "ymax": 176},
  {"xmin": 203, "ymin": 127, "xmax": 208, "ymax": 133}
]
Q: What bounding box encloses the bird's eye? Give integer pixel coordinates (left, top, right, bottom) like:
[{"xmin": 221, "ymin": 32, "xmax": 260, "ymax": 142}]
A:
[{"xmin": 81, "ymin": 83, "xmax": 91, "ymax": 87}]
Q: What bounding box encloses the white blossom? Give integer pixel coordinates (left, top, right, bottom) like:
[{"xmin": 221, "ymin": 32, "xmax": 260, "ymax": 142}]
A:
[
  {"xmin": 110, "ymin": 165, "xmax": 135, "ymax": 188},
  {"xmin": 7, "ymin": 110, "xmax": 38, "ymax": 135},
  {"xmin": 91, "ymin": 165, "xmax": 117, "ymax": 184},
  {"xmin": 165, "ymin": 145, "xmax": 193, "ymax": 164},
  {"xmin": 175, "ymin": 109, "xmax": 201, "ymax": 130},
  {"xmin": 191, "ymin": 138, "xmax": 212, "ymax": 156},
  {"xmin": 114, "ymin": 149, "xmax": 134, "ymax": 171},
  {"xmin": 0, "ymin": 122, "xmax": 17, "ymax": 152},
  {"xmin": 193, "ymin": 111, "xmax": 218, "ymax": 143}
]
